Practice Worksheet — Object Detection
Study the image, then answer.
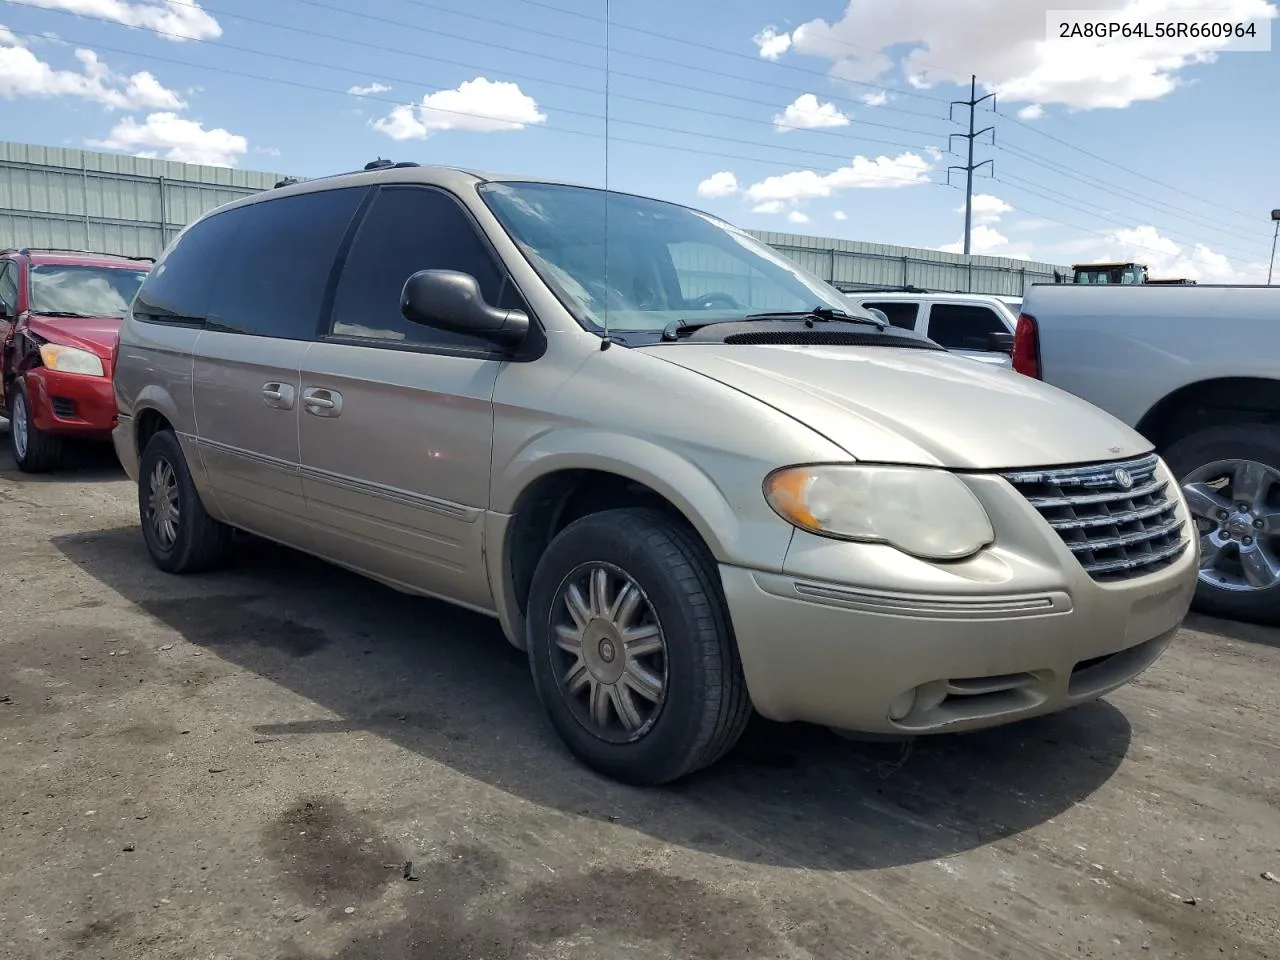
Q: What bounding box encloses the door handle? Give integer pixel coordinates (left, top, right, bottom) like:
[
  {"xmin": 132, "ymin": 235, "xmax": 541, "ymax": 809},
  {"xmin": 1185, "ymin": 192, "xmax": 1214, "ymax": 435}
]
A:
[
  {"xmin": 261, "ymin": 382, "xmax": 296, "ymax": 410},
  {"xmin": 302, "ymin": 387, "xmax": 343, "ymax": 418}
]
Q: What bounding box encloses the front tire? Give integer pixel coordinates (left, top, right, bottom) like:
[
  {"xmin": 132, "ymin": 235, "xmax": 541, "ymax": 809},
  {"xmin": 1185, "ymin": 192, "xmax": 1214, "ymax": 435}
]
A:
[
  {"xmin": 526, "ymin": 508, "xmax": 752, "ymax": 785},
  {"xmin": 1165, "ymin": 424, "xmax": 1280, "ymax": 625},
  {"xmin": 7, "ymin": 380, "xmax": 64, "ymax": 473},
  {"xmin": 138, "ymin": 429, "xmax": 231, "ymax": 574}
]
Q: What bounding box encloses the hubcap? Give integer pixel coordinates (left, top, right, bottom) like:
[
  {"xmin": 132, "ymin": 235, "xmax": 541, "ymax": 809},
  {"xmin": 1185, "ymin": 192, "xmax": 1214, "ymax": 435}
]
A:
[
  {"xmin": 550, "ymin": 563, "xmax": 668, "ymax": 743},
  {"xmin": 145, "ymin": 457, "xmax": 181, "ymax": 550},
  {"xmin": 11, "ymin": 392, "xmax": 28, "ymax": 460},
  {"xmin": 1183, "ymin": 458, "xmax": 1280, "ymax": 593}
]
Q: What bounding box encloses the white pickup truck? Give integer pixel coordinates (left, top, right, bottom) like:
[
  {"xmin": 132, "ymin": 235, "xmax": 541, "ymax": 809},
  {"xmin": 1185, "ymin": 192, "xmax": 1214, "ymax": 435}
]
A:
[
  {"xmin": 1014, "ymin": 282, "xmax": 1280, "ymax": 624},
  {"xmin": 845, "ymin": 291, "xmax": 1019, "ymax": 366}
]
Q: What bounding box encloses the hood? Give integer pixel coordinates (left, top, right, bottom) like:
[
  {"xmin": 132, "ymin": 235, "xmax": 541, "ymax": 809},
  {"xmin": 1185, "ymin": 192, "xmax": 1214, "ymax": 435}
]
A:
[
  {"xmin": 643, "ymin": 343, "xmax": 1151, "ymax": 469},
  {"xmin": 26, "ymin": 314, "xmax": 122, "ymax": 356}
]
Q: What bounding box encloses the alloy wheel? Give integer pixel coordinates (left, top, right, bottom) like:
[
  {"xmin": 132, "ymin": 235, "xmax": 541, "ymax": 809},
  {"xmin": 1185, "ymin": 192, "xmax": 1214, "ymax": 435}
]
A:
[
  {"xmin": 550, "ymin": 562, "xmax": 668, "ymax": 743},
  {"xmin": 145, "ymin": 457, "xmax": 181, "ymax": 550},
  {"xmin": 11, "ymin": 391, "xmax": 28, "ymax": 460},
  {"xmin": 1183, "ymin": 458, "xmax": 1280, "ymax": 592}
]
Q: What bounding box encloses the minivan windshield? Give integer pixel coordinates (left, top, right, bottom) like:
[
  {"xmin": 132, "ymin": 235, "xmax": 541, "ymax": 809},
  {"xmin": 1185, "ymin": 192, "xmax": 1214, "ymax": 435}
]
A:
[
  {"xmin": 30, "ymin": 264, "xmax": 149, "ymax": 317},
  {"xmin": 478, "ymin": 181, "xmax": 864, "ymax": 336}
]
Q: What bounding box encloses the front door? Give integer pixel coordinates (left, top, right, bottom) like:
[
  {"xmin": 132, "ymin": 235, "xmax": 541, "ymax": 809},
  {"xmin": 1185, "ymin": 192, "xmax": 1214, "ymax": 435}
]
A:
[
  {"xmin": 298, "ymin": 185, "xmax": 513, "ymax": 610},
  {"xmin": 190, "ymin": 186, "xmax": 368, "ymax": 550}
]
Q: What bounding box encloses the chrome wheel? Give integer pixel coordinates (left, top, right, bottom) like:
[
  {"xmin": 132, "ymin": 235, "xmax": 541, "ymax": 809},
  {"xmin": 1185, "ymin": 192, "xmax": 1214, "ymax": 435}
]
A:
[
  {"xmin": 11, "ymin": 391, "xmax": 28, "ymax": 460},
  {"xmin": 550, "ymin": 562, "xmax": 668, "ymax": 743},
  {"xmin": 145, "ymin": 457, "xmax": 181, "ymax": 550},
  {"xmin": 1184, "ymin": 459, "xmax": 1280, "ymax": 593}
]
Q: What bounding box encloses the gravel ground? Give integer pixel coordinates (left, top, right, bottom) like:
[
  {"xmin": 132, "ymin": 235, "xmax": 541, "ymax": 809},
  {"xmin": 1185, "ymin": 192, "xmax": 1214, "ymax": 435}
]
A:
[{"xmin": 1, "ymin": 434, "xmax": 1277, "ymax": 960}]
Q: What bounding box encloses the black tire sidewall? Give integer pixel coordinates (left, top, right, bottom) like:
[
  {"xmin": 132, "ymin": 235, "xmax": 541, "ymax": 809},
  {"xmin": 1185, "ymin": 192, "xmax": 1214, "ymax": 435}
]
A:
[
  {"xmin": 1164, "ymin": 424, "xmax": 1280, "ymax": 623},
  {"xmin": 137, "ymin": 430, "xmax": 197, "ymax": 572},
  {"xmin": 526, "ymin": 510, "xmax": 730, "ymax": 785}
]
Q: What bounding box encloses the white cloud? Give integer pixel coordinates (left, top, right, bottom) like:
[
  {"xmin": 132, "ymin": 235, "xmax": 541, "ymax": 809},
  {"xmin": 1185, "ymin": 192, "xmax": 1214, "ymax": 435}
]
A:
[
  {"xmin": 861, "ymin": 90, "xmax": 889, "ymax": 107},
  {"xmin": 745, "ymin": 152, "xmax": 932, "ymax": 209},
  {"xmin": 87, "ymin": 111, "xmax": 247, "ymax": 166},
  {"xmin": 753, "ymin": 201, "xmax": 785, "ymax": 215},
  {"xmin": 1018, "ymin": 103, "xmax": 1045, "ymax": 120},
  {"xmin": 347, "ymin": 81, "xmax": 390, "ymax": 97},
  {"xmin": 1098, "ymin": 225, "xmax": 1267, "ymax": 282},
  {"xmin": 787, "ymin": 210, "xmax": 810, "ymax": 224},
  {"xmin": 940, "ymin": 224, "xmax": 1014, "ymax": 255},
  {"xmin": 7, "ymin": 0, "xmax": 221, "ymax": 41},
  {"xmin": 696, "ymin": 170, "xmax": 739, "ymax": 198},
  {"xmin": 957, "ymin": 193, "xmax": 1013, "ymax": 224},
  {"xmin": 0, "ymin": 32, "xmax": 185, "ymax": 109},
  {"xmin": 781, "ymin": 0, "xmax": 1279, "ymax": 111},
  {"xmin": 255, "ymin": 145, "xmax": 281, "ymax": 157},
  {"xmin": 774, "ymin": 93, "xmax": 849, "ymax": 131},
  {"xmin": 753, "ymin": 25, "xmax": 792, "ymax": 60},
  {"xmin": 833, "ymin": 210, "xmax": 848, "ymax": 220},
  {"xmin": 372, "ymin": 76, "xmax": 545, "ymax": 140}
]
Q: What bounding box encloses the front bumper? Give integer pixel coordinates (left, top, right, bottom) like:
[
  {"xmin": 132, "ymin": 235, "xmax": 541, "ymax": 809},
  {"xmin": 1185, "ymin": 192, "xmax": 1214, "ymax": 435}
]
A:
[
  {"xmin": 722, "ymin": 463, "xmax": 1198, "ymax": 735},
  {"xmin": 24, "ymin": 368, "xmax": 116, "ymax": 436}
]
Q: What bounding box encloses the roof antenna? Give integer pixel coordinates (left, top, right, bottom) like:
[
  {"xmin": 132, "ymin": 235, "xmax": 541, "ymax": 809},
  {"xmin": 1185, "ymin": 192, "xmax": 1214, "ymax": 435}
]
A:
[{"xmin": 600, "ymin": 0, "xmax": 613, "ymax": 350}]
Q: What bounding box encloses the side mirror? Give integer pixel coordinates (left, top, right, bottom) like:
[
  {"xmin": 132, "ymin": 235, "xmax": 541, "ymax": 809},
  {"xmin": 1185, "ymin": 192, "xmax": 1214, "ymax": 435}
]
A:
[
  {"xmin": 400, "ymin": 269, "xmax": 529, "ymax": 348},
  {"xmin": 865, "ymin": 307, "xmax": 890, "ymax": 326},
  {"xmin": 987, "ymin": 331, "xmax": 1015, "ymax": 354}
]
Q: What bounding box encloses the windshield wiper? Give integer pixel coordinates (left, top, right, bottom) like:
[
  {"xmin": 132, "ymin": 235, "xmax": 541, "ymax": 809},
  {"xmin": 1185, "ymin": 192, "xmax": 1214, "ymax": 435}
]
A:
[
  {"xmin": 743, "ymin": 306, "xmax": 886, "ymax": 329},
  {"xmin": 33, "ymin": 310, "xmax": 99, "ymax": 318},
  {"xmin": 662, "ymin": 304, "xmax": 885, "ymax": 341}
]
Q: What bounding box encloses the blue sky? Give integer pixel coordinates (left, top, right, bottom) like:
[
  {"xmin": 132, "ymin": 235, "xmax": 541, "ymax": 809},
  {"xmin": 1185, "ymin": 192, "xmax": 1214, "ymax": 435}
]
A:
[{"xmin": 0, "ymin": 0, "xmax": 1277, "ymax": 280}]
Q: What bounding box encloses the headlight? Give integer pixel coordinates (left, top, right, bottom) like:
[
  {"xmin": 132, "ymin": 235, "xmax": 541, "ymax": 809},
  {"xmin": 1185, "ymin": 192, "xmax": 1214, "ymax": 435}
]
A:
[
  {"xmin": 764, "ymin": 463, "xmax": 994, "ymax": 561},
  {"xmin": 38, "ymin": 343, "xmax": 104, "ymax": 377}
]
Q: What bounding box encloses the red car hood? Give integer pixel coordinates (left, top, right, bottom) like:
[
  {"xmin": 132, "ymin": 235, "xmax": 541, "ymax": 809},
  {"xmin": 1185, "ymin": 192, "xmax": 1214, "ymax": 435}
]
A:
[{"xmin": 26, "ymin": 314, "xmax": 122, "ymax": 356}]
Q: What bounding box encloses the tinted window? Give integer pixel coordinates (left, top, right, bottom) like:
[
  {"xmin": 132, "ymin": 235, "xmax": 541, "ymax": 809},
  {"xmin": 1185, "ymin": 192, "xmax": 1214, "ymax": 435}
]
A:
[
  {"xmin": 30, "ymin": 264, "xmax": 148, "ymax": 317},
  {"xmin": 206, "ymin": 187, "xmax": 367, "ymax": 340},
  {"xmin": 0, "ymin": 262, "xmax": 16, "ymax": 315},
  {"xmin": 134, "ymin": 209, "xmax": 243, "ymax": 324},
  {"xmin": 927, "ymin": 304, "xmax": 1007, "ymax": 350},
  {"xmin": 863, "ymin": 300, "xmax": 918, "ymax": 330},
  {"xmin": 329, "ymin": 186, "xmax": 505, "ymax": 348}
]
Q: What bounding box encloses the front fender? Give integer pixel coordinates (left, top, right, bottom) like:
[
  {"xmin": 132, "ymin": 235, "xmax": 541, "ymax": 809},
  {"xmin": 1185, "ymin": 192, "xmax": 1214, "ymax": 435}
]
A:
[{"xmin": 486, "ymin": 427, "xmax": 801, "ymax": 648}]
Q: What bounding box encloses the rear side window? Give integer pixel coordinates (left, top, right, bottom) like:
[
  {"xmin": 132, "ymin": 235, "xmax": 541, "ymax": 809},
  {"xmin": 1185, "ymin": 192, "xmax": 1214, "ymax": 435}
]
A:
[
  {"xmin": 206, "ymin": 187, "xmax": 368, "ymax": 340},
  {"xmin": 862, "ymin": 300, "xmax": 918, "ymax": 330},
  {"xmin": 328, "ymin": 185, "xmax": 506, "ymax": 349},
  {"xmin": 133, "ymin": 209, "xmax": 243, "ymax": 324},
  {"xmin": 926, "ymin": 304, "xmax": 1007, "ymax": 350},
  {"xmin": 0, "ymin": 262, "xmax": 17, "ymax": 315}
]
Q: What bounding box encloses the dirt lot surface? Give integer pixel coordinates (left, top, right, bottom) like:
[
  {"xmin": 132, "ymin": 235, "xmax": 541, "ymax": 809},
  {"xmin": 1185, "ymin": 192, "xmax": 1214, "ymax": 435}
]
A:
[{"xmin": 1, "ymin": 436, "xmax": 1278, "ymax": 960}]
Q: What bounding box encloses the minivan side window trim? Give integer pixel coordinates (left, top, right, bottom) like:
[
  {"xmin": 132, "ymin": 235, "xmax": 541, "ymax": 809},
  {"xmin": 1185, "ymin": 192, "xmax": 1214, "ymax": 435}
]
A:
[{"xmin": 317, "ymin": 183, "xmax": 546, "ymax": 363}]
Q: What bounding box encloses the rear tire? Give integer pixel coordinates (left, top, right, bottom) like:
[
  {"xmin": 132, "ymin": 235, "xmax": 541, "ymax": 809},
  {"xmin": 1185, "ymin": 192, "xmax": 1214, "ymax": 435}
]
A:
[
  {"xmin": 1164, "ymin": 424, "xmax": 1280, "ymax": 625},
  {"xmin": 525, "ymin": 508, "xmax": 752, "ymax": 785},
  {"xmin": 138, "ymin": 428, "xmax": 231, "ymax": 574},
  {"xmin": 7, "ymin": 380, "xmax": 64, "ymax": 473}
]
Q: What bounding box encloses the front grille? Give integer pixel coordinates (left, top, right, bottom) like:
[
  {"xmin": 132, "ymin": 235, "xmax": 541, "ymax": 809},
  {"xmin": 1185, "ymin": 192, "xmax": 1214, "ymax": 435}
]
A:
[
  {"xmin": 50, "ymin": 396, "xmax": 77, "ymax": 419},
  {"xmin": 1001, "ymin": 454, "xmax": 1189, "ymax": 581}
]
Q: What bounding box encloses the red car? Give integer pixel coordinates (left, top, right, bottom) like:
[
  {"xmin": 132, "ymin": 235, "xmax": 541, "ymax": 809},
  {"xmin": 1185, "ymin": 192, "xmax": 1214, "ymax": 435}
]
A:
[{"xmin": 0, "ymin": 247, "xmax": 152, "ymax": 472}]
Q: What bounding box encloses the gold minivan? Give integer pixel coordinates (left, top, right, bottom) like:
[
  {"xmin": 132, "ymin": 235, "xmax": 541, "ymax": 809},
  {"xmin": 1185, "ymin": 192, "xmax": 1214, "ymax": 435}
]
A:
[{"xmin": 112, "ymin": 163, "xmax": 1197, "ymax": 785}]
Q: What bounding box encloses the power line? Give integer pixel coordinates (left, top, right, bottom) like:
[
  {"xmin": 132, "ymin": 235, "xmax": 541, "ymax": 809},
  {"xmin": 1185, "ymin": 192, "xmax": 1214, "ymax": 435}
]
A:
[
  {"xmin": 995, "ymin": 143, "xmax": 1267, "ymax": 253},
  {"xmin": 989, "ymin": 106, "xmax": 1261, "ymax": 224},
  {"xmin": 370, "ymin": 0, "xmax": 953, "ymax": 107},
  {"xmin": 2, "ymin": 27, "xmax": 950, "ymax": 191},
  {"xmin": 996, "ymin": 177, "xmax": 1262, "ymax": 271},
  {"xmin": 946, "ymin": 76, "xmax": 994, "ymax": 257},
  {"xmin": 995, "ymin": 173, "xmax": 1266, "ymax": 266},
  {"xmin": 1, "ymin": 0, "xmax": 954, "ymax": 150}
]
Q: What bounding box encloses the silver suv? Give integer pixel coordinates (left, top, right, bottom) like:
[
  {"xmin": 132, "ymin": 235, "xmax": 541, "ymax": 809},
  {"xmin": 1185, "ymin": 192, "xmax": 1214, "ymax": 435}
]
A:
[{"xmin": 112, "ymin": 164, "xmax": 1198, "ymax": 785}]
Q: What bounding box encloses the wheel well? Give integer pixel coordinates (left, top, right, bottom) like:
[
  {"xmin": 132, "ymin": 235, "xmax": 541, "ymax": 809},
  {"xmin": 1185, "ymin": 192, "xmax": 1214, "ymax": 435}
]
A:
[
  {"xmin": 135, "ymin": 408, "xmax": 173, "ymax": 454},
  {"xmin": 1137, "ymin": 378, "xmax": 1280, "ymax": 452},
  {"xmin": 506, "ymin": 470, "xmax": 697, "ymax": 616}
]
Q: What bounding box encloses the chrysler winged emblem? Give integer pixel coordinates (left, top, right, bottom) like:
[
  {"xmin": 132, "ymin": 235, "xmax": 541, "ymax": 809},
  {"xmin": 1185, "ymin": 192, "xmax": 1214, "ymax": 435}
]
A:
[{"xmin": 1113, "ymin": 467, "xmax": 1133, "ymax": 489}]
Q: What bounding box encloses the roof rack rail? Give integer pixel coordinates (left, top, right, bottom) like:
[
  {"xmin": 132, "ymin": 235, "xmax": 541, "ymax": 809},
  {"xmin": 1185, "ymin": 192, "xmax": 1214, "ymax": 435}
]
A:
[{"xmin": 274, "ymin": 176, "xmax": 301, "ymax": 189}]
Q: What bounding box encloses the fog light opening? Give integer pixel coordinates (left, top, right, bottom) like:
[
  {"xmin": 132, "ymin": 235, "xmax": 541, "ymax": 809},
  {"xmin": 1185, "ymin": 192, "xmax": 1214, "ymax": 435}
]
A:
[{"xmin": 887, "ymin": 688, "xmax": 916, "ymax": 721}]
